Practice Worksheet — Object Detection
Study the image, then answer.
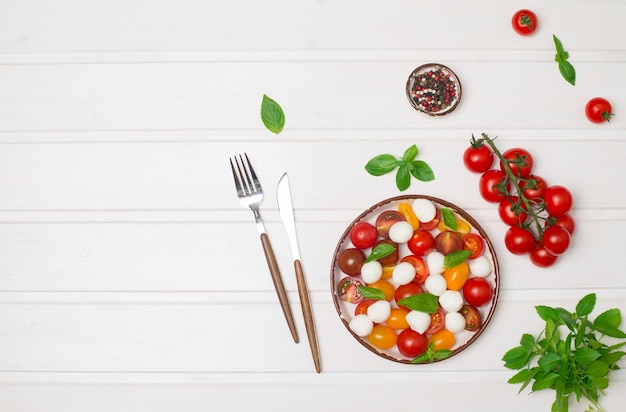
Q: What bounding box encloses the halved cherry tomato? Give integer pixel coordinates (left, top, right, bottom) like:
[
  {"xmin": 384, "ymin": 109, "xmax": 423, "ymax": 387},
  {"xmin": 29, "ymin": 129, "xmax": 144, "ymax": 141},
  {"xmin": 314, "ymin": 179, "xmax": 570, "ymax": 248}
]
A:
[
  {"xmin": 429, "ymin": 329, "xmax": 455, "ymax": 351},
  {"xmin": 461, "ymin": 305, "xmax": 481, "ymax": 331},
  {"xmin": 425, "ymin": 307, "xmax": 445, "ymax": 335},
  {"xmin": 419, "ymin": 208, "xmax": 441, "ymax": 231},
  {"xmin": 462, "ymin": 233, "xmax": 484, "ymax": 259},
  {"xmin": 354, "ymin": 299, "xmax": 377, "ymax": 316},
  {"xmin": 400, "ymin": 255, "xmax": 429, "ymax": 284},
  {"xmin": 437, "ymin": 218, "xmax": 471, "ymax": 234},
  {"xmin": 368, "ymin": 324, "xmax": 397, "ymax": 349},
  {"xmin": 443, "ymin": 261, "xmax": 469, "ymax": 291},
  {"xmin": 398, "ymin": 202, "xmax": 420, "ymax": 230}
]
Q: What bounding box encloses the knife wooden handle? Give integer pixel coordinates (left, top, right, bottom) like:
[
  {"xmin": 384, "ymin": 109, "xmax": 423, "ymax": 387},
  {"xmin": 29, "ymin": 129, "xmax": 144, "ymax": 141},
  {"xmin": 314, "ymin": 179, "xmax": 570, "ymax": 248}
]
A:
[
  {"xmin": 260, "ymin": 233, "xmax": 299, "ymax": 343},
  {"xmin": 294, "ymin": 259, "xmax": 321, "ymax": 373}
]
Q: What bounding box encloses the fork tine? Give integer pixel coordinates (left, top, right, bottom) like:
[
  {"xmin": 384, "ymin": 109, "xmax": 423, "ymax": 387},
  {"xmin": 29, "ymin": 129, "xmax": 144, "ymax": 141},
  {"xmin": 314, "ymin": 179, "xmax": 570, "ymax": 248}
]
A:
[
  {"xmin": 229, "ymin": 157, "xmax": 245, "ymax": 197},
  {"xmin": 243, "ymin": 153, "xmax": 262, "ymax": 192},
  {"xmin": 235, "ymin": 155, "xmax": 252, "ymax": 195}
]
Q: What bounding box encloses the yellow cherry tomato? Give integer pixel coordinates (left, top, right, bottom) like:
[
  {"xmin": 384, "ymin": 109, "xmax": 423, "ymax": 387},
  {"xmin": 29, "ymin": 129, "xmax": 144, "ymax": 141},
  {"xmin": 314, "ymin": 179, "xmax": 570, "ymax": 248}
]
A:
[
  {"xmin": 443, "ymin": 261, "xmax": 469, "ymax": 291},
  {"xmin": 368, "ymin": 324, "xmax": 397, "ymax": 349},
  {"xmin": 429, "ymin": 329, "xmax": 455, "ymax": 351},
  {"xmin": 398, "ymin": 202, "xmax": 420, "ymax": 230},
  {"xmin": 437, "ymin": 218, "xmax": 471, "ymax": 234},
  {"xmin": 381, "ymin": 266, "xmax": 394, "ymax": 279},
  {"xmin": 386, "ymin": 307, "xmax": 410, "ymax": 330},
  {"xmin": 368, "ymin": 278, "xmax": 395, "ymax": 301}
]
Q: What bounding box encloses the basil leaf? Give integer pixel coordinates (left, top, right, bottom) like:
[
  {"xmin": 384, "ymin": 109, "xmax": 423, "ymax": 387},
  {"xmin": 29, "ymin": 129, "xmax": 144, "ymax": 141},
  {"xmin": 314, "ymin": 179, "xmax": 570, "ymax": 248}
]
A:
[
  {"xmin": 440, "ymin": 208, "xmax": 457, "ymax": 231},
  {"xmin": 364, "ymin": 154, "xmax": 398, "ymax": 176},
  {"xmin": 553, "ymin": 34, "xmax": 567, "ymax": 60},
  {"xmin": 397, "ymin": 293, "xmax": 438, "ymax": 313},
  {"xmin": 558, "ymin": 61, "xmax": 576, "ymax": 86},
  {"xmin": 260, "ymin": 94, "xmax": 285, "ymax": 134},
  {"xmin": 357, "ymin": 285, "xmax": 385, "ymax": 301},
  {"xmin": 411, "ymin": 352, "xmax": 431, "ymax": 364},
  {"xmin": 536, "ymin": 305, "xmax": 561, "ymax": 323},
  {"xmin": 574, "ymin": 348, "xmax": 601, "ymax": 367},
  {"xmin": 364, "ymin": 243, "xmax": 395, "ymax": 263},
  {"xmin": 408, "ymin": 160, "xmax": 435, "ymax": 182},
  {"xmin": 433, "ymin": 349, "xmax": 453, "ymax": 360},
  {"xmin": 402, "ymin": 144, "xmax": 418, "ymax": 162},
  {"xmin": 443, "ymin": 250, "xmax": 472, "ymax": 268},
  {"xmin": 396, "ymin": 165, "xmax": 411, "ymax": 191},
  {"xmin": 576, "ymin": 293, "xmax": 596, "ymax": 317}
]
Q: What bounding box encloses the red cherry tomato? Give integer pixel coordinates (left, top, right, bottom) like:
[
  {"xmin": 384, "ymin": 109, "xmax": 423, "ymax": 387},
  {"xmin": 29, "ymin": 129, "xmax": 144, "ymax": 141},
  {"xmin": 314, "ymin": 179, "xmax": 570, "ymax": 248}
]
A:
[
  {"xmin": 479, "ymin": 169, "xmax": 509, "ymax": 203},
  {"xmin": 544, "ymin": 185, "xmax": 573, "ymax": 217},
  {"xmin": 529, "ymin": 246, "xmax": 558, "ymax": 268},
  {"xmin": 394, "ymin": 282, "xmax": 424, "ymax": 309},
  {"xmin": 462, "ymin": 233, "xmax": 484, "ymax": 259},
  {"xmin": 552, "ymin": 214, "xmax": 575, "ymax": 235},
  {"xmin": 520, "ymin": 175, "xmax": 548, "ymax": 199},
  {"xmin": 462, "ymin": 277, "xmax": 493, "ymax": 307},
  {"xmin": 354, "ymin": 299, "xmax": 377, "ymax": 316},
  {"xmin": 407, "ymin": 229, "xmax": 435, "ymax": 256},
  {"xmin": 500, "ymin": 148, "xmax": 534, "ymax": 178},
  {"xmin": 504, "ymin": 226, "xmax": 536, "ymax": 255},
  {"xmin": 461, "ymin": 305, "xmax": 482, "ymax": 331},
  {"xmin": 400, "ymin": 255, "xmax": 429, "ymax": 284},
  {"xmin": 463, "ymin": 143, "xmax": 494, "ymax": 173},
  {"xmin": 511, "ymin": 9, "xmax": 538, "ymax": 36},
  {"xmin": 542, "ymin": 225, "xmax": 571, "ymax": 256},
  {"xmin": 425, "ymin": 307, "xmax": 445, "ymax": 335},
  {"xmin": 349, "ymin": 222, "xmax": 378, "ymax": 249},
  {"xmin": 419, "ymin": 208, "xmax": 441, "ymax": 231},
  {"xmin": 585, "ymin": 97, "xmax": 614, "ymax": 124},
  {"xmin": 396, "ymin": 328, "xmax": 428, "ymax": 358},
  {"xmin": 498, "ymin": 196, "xmax": 529, "ymax": 226}
]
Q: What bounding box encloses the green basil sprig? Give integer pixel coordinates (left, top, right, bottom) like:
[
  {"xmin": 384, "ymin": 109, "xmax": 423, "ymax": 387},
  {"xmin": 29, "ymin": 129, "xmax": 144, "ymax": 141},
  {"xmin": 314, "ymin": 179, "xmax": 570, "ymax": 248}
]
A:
[
  {"xmin": 364, "ymin": 243, "xmax": 395, "ymax": 263},
  {"xmin": 444, "ymin": 250, "xmax": 472, "ymax": 268},
  {"xmin": 397, "ymin": 292, "xmax": 438, "ymax": 313},
  {"xmin": 365, "ymin": 144, "xmax": 435, "ymax": 191},
  {"xmin": 260, "ymin": 94, "xmax": 285, "ymax": 134},
  {"xmin": 412, "ymin": 341, "xmax": 453, "ymax": 364},
  {"xmin": 553, "ymin": 34, "xmax": 576, "ymax": 86}
]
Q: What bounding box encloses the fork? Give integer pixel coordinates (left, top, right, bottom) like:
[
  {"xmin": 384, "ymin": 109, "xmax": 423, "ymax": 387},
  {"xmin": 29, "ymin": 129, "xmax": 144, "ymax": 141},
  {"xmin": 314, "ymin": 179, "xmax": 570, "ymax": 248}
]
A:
[{"xmin": 230, "ymin": 153, "xmax": 299, "ymax": 343}]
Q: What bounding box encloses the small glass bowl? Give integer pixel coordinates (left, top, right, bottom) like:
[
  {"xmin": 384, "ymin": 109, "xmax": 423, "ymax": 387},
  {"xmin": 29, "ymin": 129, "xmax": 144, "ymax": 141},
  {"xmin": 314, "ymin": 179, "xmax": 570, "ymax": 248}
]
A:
[{"xmin": 406, "ymin": 63, "xmax": 462, "ymax": 116}]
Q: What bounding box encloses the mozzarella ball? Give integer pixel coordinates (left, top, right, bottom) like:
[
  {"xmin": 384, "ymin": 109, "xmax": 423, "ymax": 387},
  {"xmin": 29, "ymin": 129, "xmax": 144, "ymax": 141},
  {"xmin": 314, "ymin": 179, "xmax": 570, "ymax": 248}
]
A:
[
  {"xmin": 412, "ymin": 199, "xmax": 437, "ymax": 223},
  {"xmin": 405, "ymin": 310, "xmax": 431, "ymax": 334},
  {"xmin": 445, "ymin": 312, "xmax": 467, "ymax": 333},
  {"xmin": 426, "ymin": 251, "xmax": 446, "ymax": 274},
  {"xmin": 392, "ymin": 261, "xmax": 416, "ymax": 286},
  {"xmin": 424, "ymin": 273, "xmax": 447, "ymax": 296},
  {"xmin": 469, "ymin": 255, "xmax": 492, "ymax": 278},
  {"xmin": 389, "ymin": 221, "xmax": 415, "ymax": 244},
  {"xmin": 349, "ymin": 314, "xmax": 374, "ymax": 337},
  {"xmin": 360, "ymin": 260, "xmax": 383, "ymax": 284},
  {"xmin": 439, "ymin": 290, "xmax": 464, "ymax": 313},
  {"xmin": 367, "ymin": 300, "xmax": 391, "ymax": 323}
]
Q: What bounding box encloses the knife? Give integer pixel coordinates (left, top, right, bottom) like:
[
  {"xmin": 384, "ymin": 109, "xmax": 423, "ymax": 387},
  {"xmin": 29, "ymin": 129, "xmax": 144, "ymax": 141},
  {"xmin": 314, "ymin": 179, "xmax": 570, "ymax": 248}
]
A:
[{"xmin": 277, "ymin": 172, "xmax": 321, "ymax": 373}]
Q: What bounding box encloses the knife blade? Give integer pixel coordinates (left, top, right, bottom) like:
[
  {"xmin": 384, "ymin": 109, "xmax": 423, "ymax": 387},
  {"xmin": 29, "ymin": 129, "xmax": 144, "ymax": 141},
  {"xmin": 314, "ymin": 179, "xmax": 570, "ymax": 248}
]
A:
[{"xmin": 277, "ymin": 172, "xmax": 321, "ymax": 373}]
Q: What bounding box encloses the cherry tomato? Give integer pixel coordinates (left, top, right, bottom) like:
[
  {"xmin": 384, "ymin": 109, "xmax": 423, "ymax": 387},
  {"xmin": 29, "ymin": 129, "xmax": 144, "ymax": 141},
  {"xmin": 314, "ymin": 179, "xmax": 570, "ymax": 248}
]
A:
[
  {"xmin": 504, "ymin": 226, "xmax": 536, "ymax": 255},
  {"xmin": 462, "ymin": 277, "xmax": 493, "ymax": 307},
  {"xmin": 437, "ymin": 218, "xmax": 471, "ymax": 234},
  {"xmin": 462, "ymin": 233, "xmax": 484, "ymax": 259},
  {"xmin": 354, "ymin": 299, "xmax": 376, "ymax": 316},
  {"xmin": 396, "ymin": 328, "xmax": 428, "ymax": 358},
  {"xmin": 498, "ymin": 196, "xmax": 529, "ymax": 226},
  {"xmin": 542, "ymin": 225, "xmax": 571, "ymax": 256},
  {"xmin": 337, "ymin": 276, "xmax": 365, "ymax": 303},
  {"xmin": 349, "ymin": 222, "xmax": 378, "ymax": 250},
  {"xmin": 461, "ymin": 305, "xmax": 482, "ymax": 331},
  {"xmin": 386, "ymin": 307, "xmax": 410, "ymax": 330},
  {"xmin": 337, "ymin": 248, "xmax": 366, "ymax": 276},
  {"xmin": 400, "ymin": 255, "xmax": 429, "ymax": 284},
  {"xmin": 544, "ymin": 185, "xmax": 573, "ymax": 217},
  {"xmin": 511, "ymin": 9, "xmax": 538, "ymax": 36},
  {"xmin": 426, "ymin": 307, "xmax": 445, "ymax": 335},
  {"xmin": 394, "ymin": 282, "xmax": 424, "ymax": 309},
  {"xmin": 585, "ymin": 97, "xmax": 614, "ymax": 124},
  {"xmin": 367, "ymin": 324, "xmax": 397, "ymax": 350},
  {"xmin": 463, "ymin": 143, "xmax": 494, "ymax": 173},
  {"xmin": 376, "ymin": 210, "xmax": 406, "ymax": 238},
  {"xmin": 552, "ymin": 214, "xmax": 575, "ymax": 235},
  {"xmin": 434, "ymin": 231, "xmax": 463, "ymax": 255},
  {"xmin": 429, "ymin": 329, "xmax": 455, "ymax": 351},
  {"xmin": 520, "ymin": 175, "xmax": 548, "ymax": 199},
  {"xmin": 407, "ymin": 229, "xmax": 435, "ymax": 256},
  {"xmin": 479, "ymin": 169, "xmax": 509, "ymax": 203},
  {"xmin": 443, "ymin": 261, "xmax": 469, "ymax": 291},
  {"xmin": 500, "ymin": 148, "xmax": 534, "ymax": 178},
  {"xmin": 373, "ymin": 239, "xmax": 399, "ymax": 266},
  {"xmin": 419, "ymin": 208, "xmax": 441, "ymax": 231},
  {"xmin": 398, "ymin": 202, "xmax": 420, "ymax": 229},
  {"xmin": 529, "ymin": 245, "xmax": 558, "ymax": 268},
  {"xmin": 368, "ymin": 278, "xmax": 395, "ymax": 301}
]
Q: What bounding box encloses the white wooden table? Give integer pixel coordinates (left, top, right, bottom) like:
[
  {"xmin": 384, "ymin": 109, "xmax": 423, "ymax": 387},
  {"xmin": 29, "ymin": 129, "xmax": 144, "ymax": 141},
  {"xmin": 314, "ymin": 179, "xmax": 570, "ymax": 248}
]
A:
[{"xmin": 0, "ymin": 1, "xmax": 625, "ymax": 411}]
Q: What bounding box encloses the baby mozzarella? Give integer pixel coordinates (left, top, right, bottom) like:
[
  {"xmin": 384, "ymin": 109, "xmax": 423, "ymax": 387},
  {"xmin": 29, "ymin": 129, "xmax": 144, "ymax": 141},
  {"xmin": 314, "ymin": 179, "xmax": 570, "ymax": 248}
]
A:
[
  {"xmin": 388, "ymin": 221, "xmax": 415, "ymax": 244},
  {"xmin": 426, "ymin": 251, "xmax": 446, "ymax": 275},
  {"xmin": 445, "ymin": 311, "xmax": 467, "ymax": 333},
  {"xmin": 392, "ymin": 261, "xmax": 416, "ymax": 285},
  {"xmin": 405, "ymin": 310, "xmax": 431, "ymax": 334},
  {"xmin": 360, "ymin": 260, "xmax": 383, "ymax": 284},
  {"xmin": 439, "ymin": 290, "xmax": 464, "ymax": 313},
  {"xmin": 349, "ymin": 314, "xmax": 374, "ymax": 337},
  {"xmin": 469, "ymin": 255, "xmax": 492, "ymax": 278},
  {"xmin": 412, "ymin": 199, "xmax": 437, "ymax": 223},
  {"xmin": 367, "ymin": 300, "xmax": 391, "ymax": 323},
  {"xmin": 424, "ymin": 273, "xmax": 447, "ymax": 296}
]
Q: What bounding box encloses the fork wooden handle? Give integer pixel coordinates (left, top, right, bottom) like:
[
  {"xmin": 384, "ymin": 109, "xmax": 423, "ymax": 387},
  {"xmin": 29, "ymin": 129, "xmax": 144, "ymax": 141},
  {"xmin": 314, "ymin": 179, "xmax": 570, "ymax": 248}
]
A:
[
  {"xmin": 260, "ymin": 233, "xmax": 299, "ymax": 343},
  {"xmin": 294, "ymin": 259, "xmax": 321, "ymax": 373}
]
